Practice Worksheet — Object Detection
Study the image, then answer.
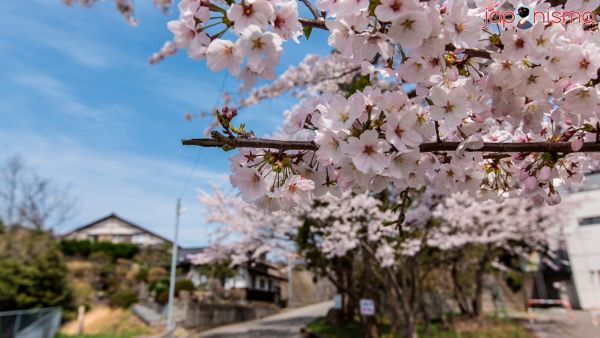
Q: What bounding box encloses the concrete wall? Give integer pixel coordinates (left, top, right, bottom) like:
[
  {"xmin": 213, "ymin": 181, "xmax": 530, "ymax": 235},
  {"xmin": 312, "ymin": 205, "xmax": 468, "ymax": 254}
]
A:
[
  {"xmin": 180, "ymin": 300, "xmax": 278, "ymax": 329},
  {"xmin": 281, "ymin": 270, "xmax": 336, "ymax": 307},
  {"xmin": 564, "ymin": 189, "xmax": 600, "ymax": 309}
]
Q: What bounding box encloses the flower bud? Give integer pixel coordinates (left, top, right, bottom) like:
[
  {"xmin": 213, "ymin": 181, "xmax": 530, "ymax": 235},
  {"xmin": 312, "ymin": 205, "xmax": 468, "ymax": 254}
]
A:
[
  {"xmin": 538, "ymin": 166, "xmax": 552, "ymax": 184},
  {"xmin": 571, "ymin": 138, "xmax": 584, "ymax": 152},
  {"xmin": 546, "ymin": 191, "xmax": 561, "ymax": 206},
  {"xmin": 524, "ymin": 176, "xmax": 538, "ymax": 191}
]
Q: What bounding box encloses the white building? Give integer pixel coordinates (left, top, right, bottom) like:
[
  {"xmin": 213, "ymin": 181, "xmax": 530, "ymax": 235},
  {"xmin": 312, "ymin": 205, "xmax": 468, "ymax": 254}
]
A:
[
  {"xmin": 564, "ymin": 174, "xmax": 600, "ymax": 309},
  {"xmin": 62, "ymin": 213, "xmax": 171, "ymax": 247}
]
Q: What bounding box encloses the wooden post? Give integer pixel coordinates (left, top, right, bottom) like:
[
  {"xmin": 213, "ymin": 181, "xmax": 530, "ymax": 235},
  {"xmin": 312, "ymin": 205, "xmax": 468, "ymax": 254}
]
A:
[{"xmin": 77, "ymin": 305, "xmax": 86, "ymax": 335}]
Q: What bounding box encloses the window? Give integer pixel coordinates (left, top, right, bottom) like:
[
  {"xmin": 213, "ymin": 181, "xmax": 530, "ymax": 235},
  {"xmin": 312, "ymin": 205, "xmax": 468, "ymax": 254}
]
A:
[
  {"xmin": 259, "ymin": 278, "xmax": 266, "ymax": 290},
  {"xmin": 579, "ymin": 216, "xmax": 600, "ymax": 226}
]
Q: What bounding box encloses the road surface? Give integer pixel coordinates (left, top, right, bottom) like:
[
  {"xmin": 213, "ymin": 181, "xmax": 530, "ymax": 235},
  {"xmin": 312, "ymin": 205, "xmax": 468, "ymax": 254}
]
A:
[
  {"xmin": 526, "ymin": 309, "xmax": 600, "ymax": 338},
  {"xmin": 198, "ymin": 301, "xmax": 333, "ymax": 338}
]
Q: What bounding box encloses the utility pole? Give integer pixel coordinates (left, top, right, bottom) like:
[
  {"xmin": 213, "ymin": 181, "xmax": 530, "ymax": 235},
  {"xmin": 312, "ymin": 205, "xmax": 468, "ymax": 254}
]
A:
[
  {"xmin": 166, "ymin": 198, "xmax": 181, "ymax": 334},
  {"xmin": 288, "ymin": 262, "xmax": 293, "ymax": 307}
]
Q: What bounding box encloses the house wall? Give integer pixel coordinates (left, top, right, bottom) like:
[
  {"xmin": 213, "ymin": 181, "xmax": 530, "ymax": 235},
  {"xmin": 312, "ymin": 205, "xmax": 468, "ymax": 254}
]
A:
[
  {"xmin": 564, "ymin": 189, "xmax": 600, "ymax": 309},
  {"xmin": 224, "ymin": 266, "xmax": 250, "ymax": 289},
  {"xmin": 64, "ymin": 217, "xmax": 165, "ymax": 246}
]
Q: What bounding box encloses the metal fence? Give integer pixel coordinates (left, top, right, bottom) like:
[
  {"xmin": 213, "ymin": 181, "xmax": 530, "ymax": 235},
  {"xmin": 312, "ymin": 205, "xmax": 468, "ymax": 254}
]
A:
[{"xmin": 0, "ymin": 307, "xmax": 62, "ymax": 338}]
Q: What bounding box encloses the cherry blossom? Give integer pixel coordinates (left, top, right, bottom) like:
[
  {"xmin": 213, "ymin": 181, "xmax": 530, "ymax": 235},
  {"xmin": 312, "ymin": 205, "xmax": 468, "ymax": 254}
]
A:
[{"xmin": 72, "ymin": 0, "xmax": 600, "ymax": 210}]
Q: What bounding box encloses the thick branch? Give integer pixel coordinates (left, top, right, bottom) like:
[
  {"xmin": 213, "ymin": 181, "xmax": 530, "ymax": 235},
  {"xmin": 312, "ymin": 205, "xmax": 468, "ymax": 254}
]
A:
[
  {"xmin": 182, "ymin": 135, "xmax": 600, "ymax": 154},
  {"xmin": 298, "ymin": 0, "xmax": 321, "ymax": 20},
  {"xmin": 298, "ymin": 17, "xmax": 327, "ymax": 30},
  {"xmin": 183, "ymin": 132, "xmax": 319, "ymax": 151}
]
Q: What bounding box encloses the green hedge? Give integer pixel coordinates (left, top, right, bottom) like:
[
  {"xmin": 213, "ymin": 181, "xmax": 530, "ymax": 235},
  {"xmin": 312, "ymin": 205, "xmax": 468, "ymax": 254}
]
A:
[
  {"xmin": 108, "ymin": 290, "xmax": 138, "ymax": 308},
  {"xmin": 175, "ymin": 279, "xmax": 195, "ymax": 295},
  {"xmin": 60, "ymin": 240, "xmax": 139, "ymax": 260}
]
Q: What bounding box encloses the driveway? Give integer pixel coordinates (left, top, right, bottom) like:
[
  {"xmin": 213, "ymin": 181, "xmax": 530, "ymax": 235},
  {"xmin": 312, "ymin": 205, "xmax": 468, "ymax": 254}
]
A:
[
  {"xmin": 198, "ymin": 301, "xmax": 333, "ymax": 338},
  {"xmin": 526, "ymin": 309, "xmax": 600, "ymax": 338}
]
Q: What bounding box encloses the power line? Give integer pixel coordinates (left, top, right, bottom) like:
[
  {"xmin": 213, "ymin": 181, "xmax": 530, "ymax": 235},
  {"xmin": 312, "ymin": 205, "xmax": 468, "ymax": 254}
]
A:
[{"xmin": 178, "ymin": 72, "xmax": 229, "ymax": 200}]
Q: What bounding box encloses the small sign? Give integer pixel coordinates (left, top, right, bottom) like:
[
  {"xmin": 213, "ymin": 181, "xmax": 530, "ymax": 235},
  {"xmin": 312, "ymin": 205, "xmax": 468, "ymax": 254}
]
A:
[
  {"xmin": 334, "ymin": 294, "xmax": 343, "ymax": 309},
  {"xmin": 360, "ymin": 299, "xmax": 375, "ymax": 316}
]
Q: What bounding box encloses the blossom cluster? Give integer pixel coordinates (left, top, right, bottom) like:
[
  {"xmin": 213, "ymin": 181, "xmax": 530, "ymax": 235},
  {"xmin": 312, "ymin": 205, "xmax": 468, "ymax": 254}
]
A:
[
  {"xmin": 193, "ymin": 185, "xmax": 566, "ymax": 271},
  {"xmin": 429, "ymin": 191, "xmax": 568, "ymax": 252},
  {"xmin": 215, "ymin": 0, "xmax": 600, "ymax": 208},
  {"xmin": 239, "ymin": 53, "xmax": 360, "ymax": 106},
  {"xmin": 166, "ymin": 0, "xmax": 303, "ymax": 88},
  {"xmin": 84, "ymin": 0, "xmax": 600, "ymax": 208}
]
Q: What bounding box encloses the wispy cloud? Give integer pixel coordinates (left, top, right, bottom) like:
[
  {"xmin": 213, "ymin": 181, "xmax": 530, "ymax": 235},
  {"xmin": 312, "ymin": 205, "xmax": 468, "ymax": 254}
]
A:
[
  {"xmin": 4, "ymin": 69, "xmax": 135, "ymax": 126},
  {"xmin": 0, "ymin": 3, "xmax": 126, "ymax": 68},
  {"xmin": 0, "ymin": 130, "xmax": 226, "ymax": 246}
]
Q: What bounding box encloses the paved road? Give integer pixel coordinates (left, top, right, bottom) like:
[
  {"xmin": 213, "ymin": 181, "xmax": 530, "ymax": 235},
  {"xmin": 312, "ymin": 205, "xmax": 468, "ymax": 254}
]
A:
[
  {"xmin": 198, "ymin": 301, "xmax": 333, "ymax": 338},
  {"xmin": 526, "ymin": 309, "xmax": 600, "ymax": 338}
]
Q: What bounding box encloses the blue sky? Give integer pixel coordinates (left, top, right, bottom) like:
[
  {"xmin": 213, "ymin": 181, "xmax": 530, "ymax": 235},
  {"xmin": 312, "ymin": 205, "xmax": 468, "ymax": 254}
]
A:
[{"xmin": 0, "ymin": 0, "xmax": 329, "ymax": 246}]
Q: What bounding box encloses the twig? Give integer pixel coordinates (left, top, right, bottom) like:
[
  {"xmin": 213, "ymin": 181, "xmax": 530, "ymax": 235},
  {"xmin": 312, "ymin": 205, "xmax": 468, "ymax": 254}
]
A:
[
  {"xmin": 298, "ymin": 0, "xmax": 321, "ymax": 20},
  {"xmin": 182, "ymin": 134, "xmax": 600, "ymax": 154}
]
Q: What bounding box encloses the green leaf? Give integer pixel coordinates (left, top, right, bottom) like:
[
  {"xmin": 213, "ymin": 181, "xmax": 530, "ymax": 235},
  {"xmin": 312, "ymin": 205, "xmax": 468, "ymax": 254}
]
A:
[{"xmin": 303, "ymin": 26, "xmax": 313, "ymax": 40}]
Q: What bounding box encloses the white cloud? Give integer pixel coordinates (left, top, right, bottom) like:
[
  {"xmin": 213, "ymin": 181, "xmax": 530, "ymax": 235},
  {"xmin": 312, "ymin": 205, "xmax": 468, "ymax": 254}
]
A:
[
  {"xmin": 13, "ymin": 71, "xmax": 131, "ymax": 121},
  {"xmin": 0, "ymin": 2, "xmax": 127, "ymax": 68}
]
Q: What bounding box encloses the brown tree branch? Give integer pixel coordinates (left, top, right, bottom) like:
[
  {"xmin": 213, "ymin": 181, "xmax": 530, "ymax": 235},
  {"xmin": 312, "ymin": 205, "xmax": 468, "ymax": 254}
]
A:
[
  {"xmin": 298, "ymin": 17, "xmax": 327, "ymax": 30},
  {"xmin": 182, "ymin": 134, "xmax": 600, "ymax": 155},
  {"xmin": 298, "ymin": 0, "xmax": 321, "ymax": 20}
]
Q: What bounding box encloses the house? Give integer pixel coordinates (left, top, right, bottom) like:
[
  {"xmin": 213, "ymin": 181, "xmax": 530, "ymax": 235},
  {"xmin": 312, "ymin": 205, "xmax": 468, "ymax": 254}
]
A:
[
  {"xmin": 562, "ymin": 172, "xmax": 600, "ymax": 309},
  {"xmin": 226, "ymin": 261, "xmax": 288, "ymax": 304},
  {"xmin": 187, "ymin": 259, "xmax": 288, "ymax": 306},
  {"xmin": 62, "ymin": 213, "xmax": 171, "ymax": 247}
]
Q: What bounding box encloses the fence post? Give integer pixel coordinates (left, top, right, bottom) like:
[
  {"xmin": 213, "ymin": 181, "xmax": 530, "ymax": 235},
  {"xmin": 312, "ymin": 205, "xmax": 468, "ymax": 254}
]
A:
[
  {"xmin": 77, "ymin": 305, "xmax": 86, "ymax": 335},
  {"xmin": 13, "ymin": 312, "xmax": 22, "ymax": 337}
]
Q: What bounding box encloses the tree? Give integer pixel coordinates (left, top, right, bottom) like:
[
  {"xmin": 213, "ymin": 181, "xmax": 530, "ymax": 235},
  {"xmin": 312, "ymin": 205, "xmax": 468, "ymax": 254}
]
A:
[
  {"xmin": 152, "ymin": 0, "xmax": 600, "ymax": 210},
  {"xmin": 60, "ymin": 1, "xmax": 594, "ymax": 335},
  {"xmin": 0, "ymin": 155, "xmax": 76, "ymax": 230},
  {"xmin": 195, "ymin": 184, "xmax": 566, "ymax": 337},
  {"xmin": 0, "ymin": 226, "xmax": 73, "ymax": 310},
  {"xmin": 429, "ymin": 192, "xmax": 567, "ymax": 317}
]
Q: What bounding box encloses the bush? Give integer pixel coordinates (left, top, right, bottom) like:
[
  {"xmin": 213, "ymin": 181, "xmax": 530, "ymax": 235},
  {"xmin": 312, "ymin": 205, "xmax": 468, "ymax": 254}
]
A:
[
  {"xmin": 109, "ymin": 290, "xmax": 138, "ymax": 308},
  {"xmin": 0, "ymin": 227, "xmax": 73, "ymax": 311},
  {"xmin": 175, "ymin": 279, "xmax": 195, "ymax": 296},
  {"xmin": 147, "ymin": 267, "xmax": 168, "ymax": 284},
  {"xmin": 156, "ymin": 290, "xmax": 169, "ymax": 305},
  {"xmin": 60, "ymin": 240, "xmax": 139, "ymax": 261}
]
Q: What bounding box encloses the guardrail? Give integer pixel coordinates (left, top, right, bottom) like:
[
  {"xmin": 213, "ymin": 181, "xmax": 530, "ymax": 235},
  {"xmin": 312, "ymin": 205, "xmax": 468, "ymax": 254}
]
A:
[{"xmin": 0, "ymin": 307, "xmax": 62, "ymax": 338}]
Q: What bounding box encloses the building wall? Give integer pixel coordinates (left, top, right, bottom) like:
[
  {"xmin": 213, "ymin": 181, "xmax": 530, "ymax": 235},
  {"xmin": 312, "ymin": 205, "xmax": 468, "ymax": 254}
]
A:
[
  {"xmin": 564, "ymin": 189, "xmax": 600, "ymax": 309},
  {"xmin": 64, "ymin": 217, "xmax": 165, "ymax": 246},
  {"xmin": 224, "ymin": 266, "xmax": 250, "ymax": 289}
]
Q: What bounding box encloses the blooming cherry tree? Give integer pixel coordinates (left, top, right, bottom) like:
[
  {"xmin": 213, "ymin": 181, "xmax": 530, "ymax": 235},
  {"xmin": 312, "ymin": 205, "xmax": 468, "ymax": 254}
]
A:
[{"xmin": 70, "ymin": 0, "xmax": 600, "ymax": 209}]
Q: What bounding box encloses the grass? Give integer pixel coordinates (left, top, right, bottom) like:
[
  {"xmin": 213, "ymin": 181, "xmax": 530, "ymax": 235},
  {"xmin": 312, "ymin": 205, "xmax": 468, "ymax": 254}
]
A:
[
  {"xmin": 56, "ymin": 334, "xmax": 142, "ymax": 338},
  {"xmin": 307, "ymin": 317, "xmax": 533, "ymax": 338},
  {"xmin": 58, "ymin": 307, "xmax": 154, "ymax": 338}
]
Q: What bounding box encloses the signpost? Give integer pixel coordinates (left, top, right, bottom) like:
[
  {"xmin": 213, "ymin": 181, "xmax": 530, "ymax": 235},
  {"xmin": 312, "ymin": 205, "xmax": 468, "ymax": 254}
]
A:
[
  {"xmin": 334, "ymin": 294, "xmax": 343, "ymax": 310},
  {"xmin": 359, "ymin": 299, "xmax": 375, "ymax": 316}
]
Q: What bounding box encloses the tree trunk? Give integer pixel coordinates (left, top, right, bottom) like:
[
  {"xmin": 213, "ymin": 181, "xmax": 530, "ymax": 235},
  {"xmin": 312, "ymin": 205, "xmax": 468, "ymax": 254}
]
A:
[
  {"xmin": 361, "ymin": 246, "xmax": 379, "ymax": 338},
  {"xmin": 419, "ymin": 290, "xmax": 430, "ymax": 335},
  {"xmin": 472, "ymin": 246, "xmax": 492, "ymax": 317},
  {"xmin": 402, "ymin": 310, "xmax": 418, "ymax": 338},
  {"xmin": 450, "ymin": 259, "xmax": 471, "ymax": 315}
]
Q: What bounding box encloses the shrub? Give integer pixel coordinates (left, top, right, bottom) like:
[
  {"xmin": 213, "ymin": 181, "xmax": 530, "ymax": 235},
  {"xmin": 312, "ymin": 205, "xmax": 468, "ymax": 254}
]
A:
[
  {"xmin": 156, "ymin": 290, "xmax": 169, "ymax": 305},
  {"xmin": 175, "ymin": 279, "xmax": 195, "ymax": 296},
  {"xmin": 0, "ymin": 227, "xmax": 74, "ymax": 311},
  {"xmin": 147, "ymin": 267, "xmax": 168, "ymax": 284},
  {"xmin": 109, "ymin": 290, "xmax": 138, "ymax": 308},
  {"xmin": 60, "ymin": 240, "xmax": 139, "ymax": 260}
]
